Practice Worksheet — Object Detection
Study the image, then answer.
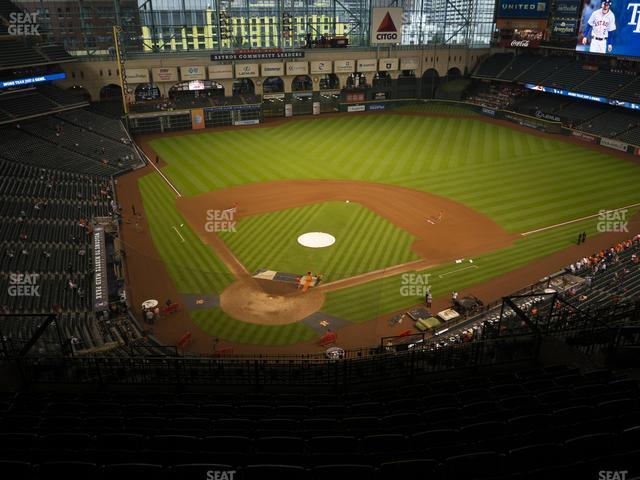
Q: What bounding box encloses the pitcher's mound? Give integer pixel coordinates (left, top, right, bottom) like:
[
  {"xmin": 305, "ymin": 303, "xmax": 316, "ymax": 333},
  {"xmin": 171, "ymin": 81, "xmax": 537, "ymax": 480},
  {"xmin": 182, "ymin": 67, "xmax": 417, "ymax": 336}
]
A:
[
  {"xmin": 297, "ymin": 232, "xmax": 335, "ymax": 248},
  {"xmin": 220, "ymin": 279, "xmax": 325, "ymax": 325}
]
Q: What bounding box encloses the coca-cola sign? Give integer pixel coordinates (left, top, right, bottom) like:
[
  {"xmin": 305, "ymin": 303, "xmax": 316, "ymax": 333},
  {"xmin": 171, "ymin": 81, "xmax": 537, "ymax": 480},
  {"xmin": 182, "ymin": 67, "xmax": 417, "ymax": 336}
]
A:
[{"xmin": 499, "ymin": 38, "xmax": 541, "ymax": 48}]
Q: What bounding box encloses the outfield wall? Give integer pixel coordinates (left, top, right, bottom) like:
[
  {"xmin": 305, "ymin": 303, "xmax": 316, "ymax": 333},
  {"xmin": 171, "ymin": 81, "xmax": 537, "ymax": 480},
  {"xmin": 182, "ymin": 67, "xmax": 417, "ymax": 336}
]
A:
[{"xmin": 127, "ymin": 97, "xmax": 640, "ymax": 155}]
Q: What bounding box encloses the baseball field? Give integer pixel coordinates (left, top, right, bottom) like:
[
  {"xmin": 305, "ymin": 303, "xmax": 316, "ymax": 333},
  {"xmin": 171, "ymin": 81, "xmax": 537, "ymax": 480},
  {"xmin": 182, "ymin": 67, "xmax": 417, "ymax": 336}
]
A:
[{"xmin": 130, "ymin": 105, "xmax": 640, "ymax": 349}]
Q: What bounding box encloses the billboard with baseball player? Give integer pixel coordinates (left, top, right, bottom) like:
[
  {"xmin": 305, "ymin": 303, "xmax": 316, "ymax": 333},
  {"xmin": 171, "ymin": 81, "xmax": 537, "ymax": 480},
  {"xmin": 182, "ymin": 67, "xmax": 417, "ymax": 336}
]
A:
[{"xmin": 576, "ymin": 0, "xmax": 640, "ymax": 56}]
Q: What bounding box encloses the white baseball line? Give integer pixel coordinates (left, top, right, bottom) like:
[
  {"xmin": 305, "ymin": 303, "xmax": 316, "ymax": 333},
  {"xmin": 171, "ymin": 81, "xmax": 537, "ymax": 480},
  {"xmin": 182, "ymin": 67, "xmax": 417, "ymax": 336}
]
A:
[
  {"xmin": 172, "ymin": 226, "xmax": 186, "ymax": 243},
  {"xmin": 134, "ymin": 142, "xmax": 182, "ymax": 198},
  {"xmin": 438, "ymin": 265, "xmax": 479, "ymax": 278},
  {"xmin": 149, "ymin": 158, "xmax": 182, "ymax": 197},
  {"xmin": 520, "ymin": 202, "xmax": 640, "ymax": 236}
]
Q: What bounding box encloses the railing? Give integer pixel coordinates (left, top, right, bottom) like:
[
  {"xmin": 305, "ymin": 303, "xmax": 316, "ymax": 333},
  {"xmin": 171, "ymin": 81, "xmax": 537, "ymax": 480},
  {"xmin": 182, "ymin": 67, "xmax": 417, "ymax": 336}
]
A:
[{"xmin": 4, "ymin": 333, "xmax": 540, "ymax": 386}]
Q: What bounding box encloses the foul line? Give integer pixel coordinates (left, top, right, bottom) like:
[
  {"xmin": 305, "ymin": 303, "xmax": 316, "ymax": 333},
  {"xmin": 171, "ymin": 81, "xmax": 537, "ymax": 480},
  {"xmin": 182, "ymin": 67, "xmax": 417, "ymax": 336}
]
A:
[
  {"xmin": 520, "ymin": 202, "xmax": 640, "ymax": 237},
  {"xmin": 135, "ymin": 141, "xmax": 182, "ymax": 198},
  {"xmin": 172, "ymin": 226, "xmax": 186, "ymax": 243},
  {"xmin": 438, "ymin": 265, "xmax": 479, "ymax": 278},
  {"xmin": 149, "ymin": 157, "xmax": 182, "ymax": 198}
]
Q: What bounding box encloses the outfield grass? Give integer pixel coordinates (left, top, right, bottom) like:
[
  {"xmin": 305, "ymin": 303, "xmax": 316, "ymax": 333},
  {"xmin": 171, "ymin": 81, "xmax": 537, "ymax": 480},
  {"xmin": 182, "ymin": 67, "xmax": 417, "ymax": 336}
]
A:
[
  {"xmin": 219, "ymin": 201, "xmax": 419, "ymax": 281},
  {"xmin": 139, "ymin": 112, "xmax": 640, "ymax": 345},
  {"xmin": 150, "ymin": 115, "xmax": 640, "ymax": 233}
]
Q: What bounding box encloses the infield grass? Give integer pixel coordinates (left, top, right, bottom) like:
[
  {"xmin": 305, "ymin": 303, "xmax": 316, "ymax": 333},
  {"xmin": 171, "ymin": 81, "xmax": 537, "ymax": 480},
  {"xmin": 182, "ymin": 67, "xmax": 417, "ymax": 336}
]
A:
[{"xmin": 218, "ymin": 201, "xmax": 419, "ymax": 281}]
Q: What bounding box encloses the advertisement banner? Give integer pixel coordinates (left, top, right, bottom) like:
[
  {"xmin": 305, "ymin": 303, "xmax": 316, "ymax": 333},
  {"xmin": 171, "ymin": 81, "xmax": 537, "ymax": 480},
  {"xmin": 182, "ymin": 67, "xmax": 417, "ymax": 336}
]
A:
[
  {"xmin": 482, "ymin": 107, "xmax": 496, "ymax": 116},
  {"xmin": 286, "ymin": 61, "xmax": 309, "ymax": 75},
  {"xmin": 503, "ymin": 112, "xmax": 563, "ymax": 132},
  {"xmin": 552, "ymin": 0, "xmax": 580, "ymax": 38},
  {"xmin": 600, "ymin": 137, "xmax": 629, "ymax": 151},
  {"xmin": 191, "ymin": 108, "xmax": 205, "ymax": 130},
  {"xmin": 496, "ymin": 18, "xmax": 548, "ymax": 29},
  {"xmin": 368, "ymin": 103, "xmax": 386, "ymax": 111},
  {"xmin": 347, "ymin": 105, "xmax": 366, "ymax": 112},
  {"xmin": 310, "ymin": 61, "xmax": 332, "ymax": 74},
  {"xmin": 208, "ymin": 64, "xmax": 233, "ymax": 79},
  {"xmin": 371, "ymin": 7, "xmax": 403, "ymax": 44},
  {"xmin": 497, "ymin": 0, "xmax": 549, "ymax": 18},
  {"xmin": 498, "ymin": 38, "xmax": 542, "ymax": 48},
  {"xmin": 233, "ymin": 119, "xmax": 260, "ymax": 126},
  {"xmin": 378, "ymin": 58, "xmax": 399, "ymax": 71},
  {"xmin": 636, "ymin": 147, "xmax": 640, "ymax": 156},
  {"xmin": 212, "ymin": 50, "xmax": 304, "ymax": 61},
  {"xmin": 126, "ymin": 68, "xmax": 150, "ymax": 84},
  {"xmin": 93, "ymin": 225, "xmax": 109, "ymax": 312},
  {"xmin": 313, "ymin": 102, "xmax": 320, "ymax": 115},
  {"xmin": 285, "ymin": 104, "xmax": 293, "ymax": 117},
  {"xmin": 577, "ymin": 0, "xmax": 640, "ymax": 57},
  {"xmin": 556, "ymin": 0, "xmax": 581, "ymax": 15},
  {"xmin": 357, "ymin": 59, "xmax": 378, "ymax": 72},
  {"xmin": 235, "ymin": 63, "xmax": 259, "ymax": 78},
  {"xmin": 571, "ymin": 130, "xmax": 597, "ymax": 143},
  {"xmin": 0, "ymin": 72, "xmax": 66, "ymax": 89},
  {"xmin": 334, "ymin": 60, "xmax": 355, "ymax": 73},
  {"xmin": 152, "ymin": 67, "xmax": 178, "ymax": 82},
  {"xmin": 180, "ymin": 66, "xmax": 206, "ymax": 81},
  {"xmin": 400, "ymin": 57, "xmax": 419, "ymax": 70},
  {"xmin": 551, "ymin": 17, "xmax": 579, "ymax": 37},
  {"xmin": 261, "ymin": 63, "xmax": 285, "ymax": 76},
  {"xmin": 534, "ymin": 110, "xmax": 561, "ymax": 122},
  {"xmin": 523, "ymin": 83, "xmax": 640, "ymax": 111}
]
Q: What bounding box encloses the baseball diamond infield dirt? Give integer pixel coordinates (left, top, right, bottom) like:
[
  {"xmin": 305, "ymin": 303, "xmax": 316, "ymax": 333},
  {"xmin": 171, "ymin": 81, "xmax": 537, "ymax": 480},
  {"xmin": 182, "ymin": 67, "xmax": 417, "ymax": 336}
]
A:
[
  {"xmin": 118, "ymin": 110, "xmax": 640, "ymax": 355},
  {"xmin": 175, "ymin": 179, "xmax": 515, "ymax": 327}
]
